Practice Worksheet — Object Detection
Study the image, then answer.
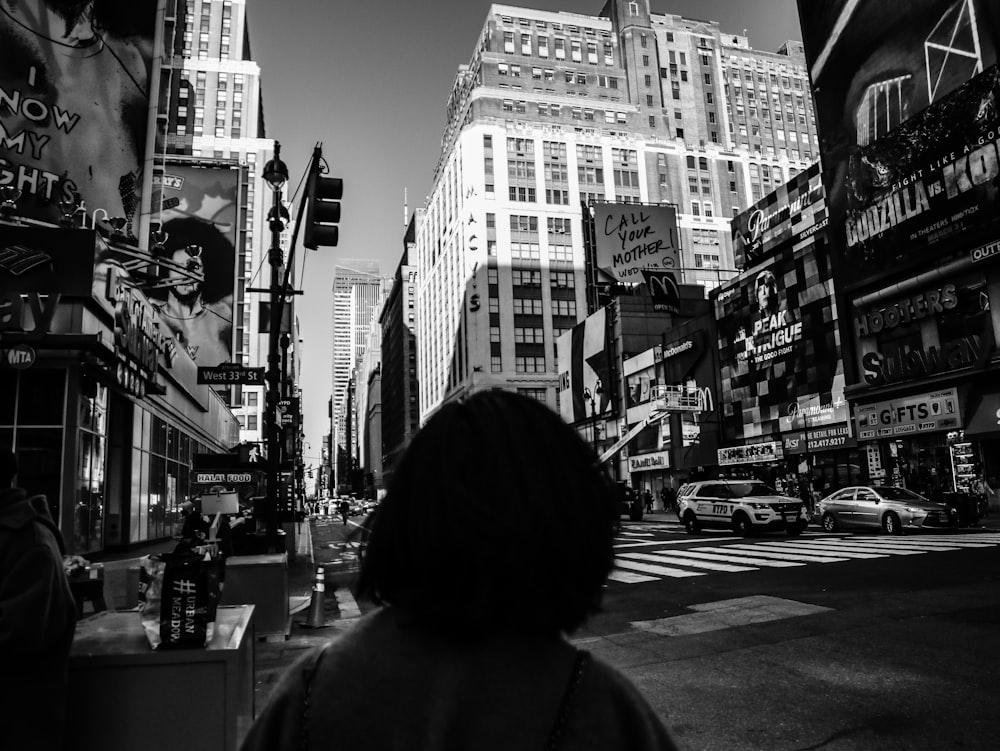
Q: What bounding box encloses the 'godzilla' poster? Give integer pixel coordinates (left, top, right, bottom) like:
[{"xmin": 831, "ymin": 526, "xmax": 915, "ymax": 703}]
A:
[{"xmin": 796, "ymin": 0, "xmax": 1000, "ymax": 288}]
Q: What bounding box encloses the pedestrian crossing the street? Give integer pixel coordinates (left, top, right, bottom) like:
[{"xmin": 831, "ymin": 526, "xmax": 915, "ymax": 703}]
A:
[{"xmin": 608, "ymin": 533, "xmax": 1000, "ymax": 584}]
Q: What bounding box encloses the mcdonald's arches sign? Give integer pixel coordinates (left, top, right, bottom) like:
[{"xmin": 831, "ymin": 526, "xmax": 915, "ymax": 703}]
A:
[{"xmin": 640, "ymin": 269, "xmax": 681, "ymax": 314}]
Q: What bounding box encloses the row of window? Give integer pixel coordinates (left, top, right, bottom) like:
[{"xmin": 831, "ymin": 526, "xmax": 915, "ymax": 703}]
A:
[{"xmin": 502, "ymin": 31, "xmax": 615, "ymax": 66}]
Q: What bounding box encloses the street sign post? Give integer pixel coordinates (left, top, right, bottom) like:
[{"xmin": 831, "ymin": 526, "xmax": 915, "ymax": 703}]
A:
[{"xmin": 197, "ymin": 364, "xmax": 265, "ymax": 385}]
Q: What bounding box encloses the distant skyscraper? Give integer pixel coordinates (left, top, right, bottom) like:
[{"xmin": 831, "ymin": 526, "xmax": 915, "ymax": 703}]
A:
[{"xmin": 331, "ymin": 260, "xmax": 385, "ymax": 467}]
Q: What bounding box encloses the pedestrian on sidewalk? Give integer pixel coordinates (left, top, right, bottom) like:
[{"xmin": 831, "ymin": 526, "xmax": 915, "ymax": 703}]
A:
[
  {"xmin": 643, "ymin": 488, "xmax": 653, "ymax": 514},
  {"xmin": 338, "ymin": 499, "xmax": 350, "ymax": 526},
  {"xmin": 0, "ymin": 448, "xmax": 78, "ymax": 751},
  {"xmin": 239, "ymin": 391, "xmax": 679, "ymax": 751}
]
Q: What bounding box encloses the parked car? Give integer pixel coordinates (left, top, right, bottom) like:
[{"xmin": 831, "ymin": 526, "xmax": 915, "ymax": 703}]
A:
[
  {"xmin": 816, "ymin": 485, "xmax": 959, "ymax": 534},
  {"xmin": 676, "ymin": 479, "xmax": 806, "ymax": 536}
]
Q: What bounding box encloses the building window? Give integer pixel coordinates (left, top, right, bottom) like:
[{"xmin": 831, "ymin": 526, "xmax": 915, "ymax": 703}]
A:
[
  {"xmin": 491, "ymin": 356, "xmax": 502, "ymax": 373},
  {"xmin": 490, "ymin": 326, "xmax": 501, "ymax": 343},
  {"xmin": 515, "ymin": 356, "xmax": 547, "ymax": 373}
]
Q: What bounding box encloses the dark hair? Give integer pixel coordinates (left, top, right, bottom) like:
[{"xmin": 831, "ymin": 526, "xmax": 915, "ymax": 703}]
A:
[
  {"xmin": 154, "ymin": 217, "xmax": 235, "ymax": 303},
  {"xmin": 356, "ymin": 391, "xmax": 617, "ymax": 636},
  {"xmin": 0, "ymin": 449, "xmax": 17, "ymax": 487}
]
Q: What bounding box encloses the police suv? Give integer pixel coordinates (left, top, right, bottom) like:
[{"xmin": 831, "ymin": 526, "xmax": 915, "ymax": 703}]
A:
[{"xmin": 676, "ymin": 479, "xmax": 807, "ymax": 536}]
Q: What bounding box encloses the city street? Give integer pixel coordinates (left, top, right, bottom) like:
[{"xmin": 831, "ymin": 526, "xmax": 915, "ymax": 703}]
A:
[
  {"xmin": 261, "ymin": 513, "xmax": 1000, "ymax": 750},
  {"xmin": 577, "ymin": 515, "xmax": 1000, "ymax": 750}
]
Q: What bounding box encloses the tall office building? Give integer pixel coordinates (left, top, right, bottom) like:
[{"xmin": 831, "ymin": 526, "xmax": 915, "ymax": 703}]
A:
[
  {"xmin": 414, "ymin": 1, "xmax": 818, "ymax": 419},
  {"xmin": 330, "ymin": 260, "xmax": 386, "ymax": 482},
  {"xmin": 157, "ymin": 0, "xmax": 283, "ymax": 445}
]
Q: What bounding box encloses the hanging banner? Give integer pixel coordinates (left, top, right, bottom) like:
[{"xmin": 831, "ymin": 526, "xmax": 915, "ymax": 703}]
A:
[
  {"xmin": 593, "ymin": 203, "xmax": 680, "ymax": 282},
  {"xmin": 640, "ymin": 269, "xmax": 681, "ymax": 314},
  {"xmin": 151, "ymin": 162, "xmax": 240, "ymax": 367}
]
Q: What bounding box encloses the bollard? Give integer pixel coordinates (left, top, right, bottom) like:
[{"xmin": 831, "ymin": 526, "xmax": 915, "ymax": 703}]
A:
[{"xmin": 302, "ymin": 565, "xmax": 326, "ymax": 628}]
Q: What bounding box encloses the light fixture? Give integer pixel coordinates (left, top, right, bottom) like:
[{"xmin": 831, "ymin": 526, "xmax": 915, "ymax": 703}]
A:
[
  {"xmin": 262, "ymin": 141, "xmax": 288, "ymax": 192},
  {"xmin": 0, "ymin": 187, "xmax": 22, "ymax": 218}
]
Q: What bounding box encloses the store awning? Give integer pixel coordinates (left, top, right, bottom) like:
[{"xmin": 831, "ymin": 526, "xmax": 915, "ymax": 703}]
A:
[{"xmin": 963, "ymin": 389, "xmax": 1000, "ymax": 441}]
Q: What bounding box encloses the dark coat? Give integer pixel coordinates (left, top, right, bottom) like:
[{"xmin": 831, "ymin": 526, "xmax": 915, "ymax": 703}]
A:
[
  {"xmin": 0, "ymin": 487, "xmax": 78, "ymax": 750},
  {"xmin": 241, "ymin": 607, "xmax": 679, "ymax": 751}
]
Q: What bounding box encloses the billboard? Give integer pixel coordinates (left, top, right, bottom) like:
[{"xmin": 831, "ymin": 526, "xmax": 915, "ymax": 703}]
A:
[
  {"xmin": 556, "ymin": 307, "xmax": 614, "ymax": 424},
  {"xmin": 731, "ymin": 162, "xmax": 826, "ymax": 271},
  {"xmin": 593, "ymin": 203, "xmax": 680, "ymax": 283},
  {"xmin": 0, "ymin": 1, "xmax": 159, "ymax": 234},
  {"xmin": 796, "ymin": 0, "xmax": 1000, "ymax": 287},
  {"xmin": 714, "ymin": 226, "xmax": 846, "ymax": 445},
  {"xmin": 150, "ymin": 163, "xmax": 240, "ymax": 366}
]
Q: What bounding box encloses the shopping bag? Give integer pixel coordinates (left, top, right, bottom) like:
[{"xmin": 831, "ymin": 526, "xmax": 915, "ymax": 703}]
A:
[{"xmin": 138, "ymin": 550, "xmax": 224, "ymax": 649}]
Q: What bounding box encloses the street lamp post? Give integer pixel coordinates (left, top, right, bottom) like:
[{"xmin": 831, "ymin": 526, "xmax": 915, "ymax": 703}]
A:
[{"xmin": 262, "ymin": 142, "xmax": 289, "ymax": 553}]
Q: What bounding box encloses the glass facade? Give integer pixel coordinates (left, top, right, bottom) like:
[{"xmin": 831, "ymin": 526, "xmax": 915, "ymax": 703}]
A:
[
  {"xmin": 0, "ymin": 368, "xmax": 66, "ymax": 526},
  {"xmin": 129, "ymin": 405, "xmax": 209, "ymax": 544},
  {"xmin": 75, "ymin": 381, "xmax": 108, "ymax": 553}
]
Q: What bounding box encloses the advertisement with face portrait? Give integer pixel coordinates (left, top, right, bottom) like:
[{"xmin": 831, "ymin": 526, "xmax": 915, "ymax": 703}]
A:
[
  {"xmin": 150, "ymin": 162, "xmax": 240, "ymax": 367},
  {"xmin": 556, "ymin": 307, "xmax": 614, "ymax": 424},
  {"xmin": 0, "ymin": 1, "xmax": 158, "ymax": 233},
  {"xmin": 795, "ymin": 0, "xmax": 1000, "ymax": 287},
  {"xmin": 714, "ymin": 232, "xmax": 846, "ymax": 446}
]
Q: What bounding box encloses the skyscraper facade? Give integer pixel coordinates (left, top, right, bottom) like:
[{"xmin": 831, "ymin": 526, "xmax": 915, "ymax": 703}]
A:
[
  {"xmin": 330, "ymin": 260, "xmax": 385, "ymax": 484},
  {"xmin": 414, "ymin": 1, "xmax": 819, "ymax": 420}
]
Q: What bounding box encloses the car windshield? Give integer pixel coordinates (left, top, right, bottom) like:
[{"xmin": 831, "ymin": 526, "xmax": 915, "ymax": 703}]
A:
[
  {"xmin": 728, "ymin": 482, "xmax": 778, "ymax": 497},
  {"xmin": 873, "ymin": 486, "xmax": 925, "ymax": 501}
]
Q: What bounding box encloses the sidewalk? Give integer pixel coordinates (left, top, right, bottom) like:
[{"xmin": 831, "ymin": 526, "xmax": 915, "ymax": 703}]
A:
[{"xmin": 76, "ymin": 515, "xmax": 371, "ymax": 719}]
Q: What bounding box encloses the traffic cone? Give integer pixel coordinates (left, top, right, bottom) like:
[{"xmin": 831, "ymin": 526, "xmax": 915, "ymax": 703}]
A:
[{"xmin": 302, "ymin": 566, "xmax": 326, "ymax": 628}]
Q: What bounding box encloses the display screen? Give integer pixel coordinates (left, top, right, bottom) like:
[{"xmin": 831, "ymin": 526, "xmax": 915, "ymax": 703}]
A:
[
  {"xmin": 714, "ymin": 232, "xmax": 846, "ymax": 444},
  {"xmin": 795, "ymin": 0, "xmax": 1000, "ymax": 287}
]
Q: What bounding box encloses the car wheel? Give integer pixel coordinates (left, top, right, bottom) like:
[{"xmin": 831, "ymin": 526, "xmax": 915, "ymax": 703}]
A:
[
  {"xmin": 683, "ymin": 511, "xmax": 700, "ymax": 535},
  {"xmin": 732, "ymin": 512, "xmax": 754, "ymax": 537},
  {"xmin": 821, "ymin": 512, "xmax": 838, "ymax": 533},
  {"xmin": 883, "ymin": 511, "xmax": 902, "ymax": 535}
]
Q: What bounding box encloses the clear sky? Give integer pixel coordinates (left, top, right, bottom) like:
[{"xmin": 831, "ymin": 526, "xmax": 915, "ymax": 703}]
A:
[{"xmin": 246, "ymin": 0, "xmax": 803, "ymax": 467}]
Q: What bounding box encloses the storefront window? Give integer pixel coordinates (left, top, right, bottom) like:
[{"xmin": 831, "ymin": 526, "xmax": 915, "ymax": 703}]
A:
[
  {"xmin": 0, "ymin": 370, "xmax": 66, "ymax": 525},
  {"xmin": 74, "ymin": 382, "xmax": 108, "ymax": 554},
  {"xmin": 129, "ymin": 406, "xmax": 206, "ymax": 543}
]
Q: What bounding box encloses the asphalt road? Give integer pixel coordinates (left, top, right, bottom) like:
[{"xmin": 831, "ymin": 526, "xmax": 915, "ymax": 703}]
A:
[{"xmin": 574, "ymin": 516, "xmax": 1000, "ymax": 751}]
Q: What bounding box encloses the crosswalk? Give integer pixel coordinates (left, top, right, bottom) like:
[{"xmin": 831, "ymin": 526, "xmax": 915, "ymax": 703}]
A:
[{"xmin": 608, "ymin": 533, "xmax": 1000, "ymax": 584}]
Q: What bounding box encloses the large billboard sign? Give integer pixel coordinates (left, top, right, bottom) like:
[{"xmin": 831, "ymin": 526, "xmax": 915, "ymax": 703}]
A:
[
  {"xmin": 731, "ymin": 162, "xmax": 826, "ymax": 271},
  {"xmin": 593, "ymin": 203, "xmax": 680, "ymax": 283},
  {"xmin": 714, "ymin": 225, "xmax": 845, "ymax": 444},
  {"xmin": 557, "ymin": 307, "xmax": 614, "ymax": 424},
  {"xmin": 0, "ymin": 1, "xmax": 159, "ymax": 234},
  {"xmin": 796, "ymin": 0, "xmax": 1000, "ymax": 288},
  {"xmin": 150, "ymin": 163, "xmax": 240, "ymax": 367}
]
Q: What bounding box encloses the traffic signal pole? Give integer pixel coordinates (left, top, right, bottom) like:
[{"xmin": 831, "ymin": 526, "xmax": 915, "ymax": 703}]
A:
[{"xmin": 263, "ymin": 143, "xmax": 340, "ymax": 552}]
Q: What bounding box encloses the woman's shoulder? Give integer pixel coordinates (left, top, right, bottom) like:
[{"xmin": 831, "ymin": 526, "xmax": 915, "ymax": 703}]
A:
[{"xmin": 574, "ymin": 652, "xmax": 681, "ymax": 749}]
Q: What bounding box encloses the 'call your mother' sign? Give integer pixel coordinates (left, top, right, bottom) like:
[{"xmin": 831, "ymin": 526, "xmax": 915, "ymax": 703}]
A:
[{"xmin": 594, "ymin": 203, "xmax": 680, "ymax": 283}]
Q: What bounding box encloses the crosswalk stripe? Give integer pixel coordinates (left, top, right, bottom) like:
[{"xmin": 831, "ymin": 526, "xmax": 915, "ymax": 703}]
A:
[
  {"xmin": 604, "ymin": 531, "xmax": 1000, "ymax": 585},
  {"xmin": 721, "ymin": 544, "xmax": 849, "ymax": 563},
  {"xmin": 738, "ymin": 542, "xmax": 887, "ymax": 559},
  {"xmin": 619, "ymin": 552, "xmax": 758, "ymax": 573},
  {"xmin": 625, "ymin": 548, "xmax": 803, "ymax": 568},
  {"xmin": 836, "ymin": 538, "xmax": 995, "ymax": 548},
  {"xmin": 613, "ymin": 559, "xmax": 705, "ymax": 578},
  {"xmin": 822, "ymin": 539, "xmax": 991, "ymax": 552},
  {"xmin": 775, "ymin": 540, "xmax": 924, "ymax": 555},
  {"xmin": 607, "ymin": 570, "xmax": 658, "ymax": 583}
]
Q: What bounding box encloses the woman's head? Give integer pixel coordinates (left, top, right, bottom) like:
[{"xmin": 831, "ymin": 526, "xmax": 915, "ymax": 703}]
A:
[{"xmin": 356, "ymin": 390, "xmax": 617, "ymax": 636}]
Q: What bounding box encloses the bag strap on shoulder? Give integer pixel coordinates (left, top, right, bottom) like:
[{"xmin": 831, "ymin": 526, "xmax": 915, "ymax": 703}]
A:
[{"xmin": 546, "ymin": 649, "xmax": 591, "ymax": 751}]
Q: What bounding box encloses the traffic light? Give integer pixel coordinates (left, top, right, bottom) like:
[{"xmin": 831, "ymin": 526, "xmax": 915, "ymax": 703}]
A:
[{"xmin": 303, "ymin": 167, "xmax": 343, "ymax": 249}]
